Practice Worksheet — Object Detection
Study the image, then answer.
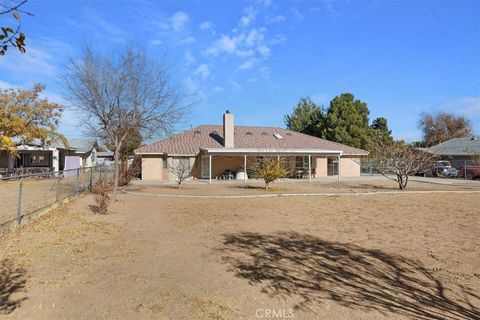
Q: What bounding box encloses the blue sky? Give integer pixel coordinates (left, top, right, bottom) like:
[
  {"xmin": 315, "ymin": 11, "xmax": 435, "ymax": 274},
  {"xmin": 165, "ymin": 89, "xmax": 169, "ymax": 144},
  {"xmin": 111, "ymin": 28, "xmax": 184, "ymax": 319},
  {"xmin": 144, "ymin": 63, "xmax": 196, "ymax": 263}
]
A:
[{"xmin": 0, "ymin": 0, "xmax": 479, "ymax": 142}]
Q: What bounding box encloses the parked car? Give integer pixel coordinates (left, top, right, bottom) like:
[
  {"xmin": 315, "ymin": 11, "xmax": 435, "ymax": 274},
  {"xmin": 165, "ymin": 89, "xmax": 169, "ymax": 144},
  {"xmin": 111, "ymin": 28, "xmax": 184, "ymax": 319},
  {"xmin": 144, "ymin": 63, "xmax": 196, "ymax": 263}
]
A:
[
  {"xmin": 416, "ymin": 160, "xmax": 458, "ymax": 177},
  {"xmin": 431, "ymin": 161, "xmax": 458, "ymax": 178},
  {"xmin": 458, "ymin": 166, "xmax": 480, "ymax": 180}
]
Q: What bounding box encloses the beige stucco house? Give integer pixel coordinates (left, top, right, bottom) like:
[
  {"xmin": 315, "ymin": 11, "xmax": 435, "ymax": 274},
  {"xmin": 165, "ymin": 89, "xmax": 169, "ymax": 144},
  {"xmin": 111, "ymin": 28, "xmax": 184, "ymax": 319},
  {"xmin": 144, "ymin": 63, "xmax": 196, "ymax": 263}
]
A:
[{"xmin": 135, "ymin": 111, "xmax": 368, "ymax": 182}]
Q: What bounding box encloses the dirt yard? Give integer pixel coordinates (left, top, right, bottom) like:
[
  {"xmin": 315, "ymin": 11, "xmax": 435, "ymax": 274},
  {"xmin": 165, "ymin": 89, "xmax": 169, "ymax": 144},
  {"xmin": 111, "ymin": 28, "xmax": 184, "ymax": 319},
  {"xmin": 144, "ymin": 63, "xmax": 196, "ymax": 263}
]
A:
[{"xmin": 1, "ymin": 180, "xmax": 479, "ymax": 319}]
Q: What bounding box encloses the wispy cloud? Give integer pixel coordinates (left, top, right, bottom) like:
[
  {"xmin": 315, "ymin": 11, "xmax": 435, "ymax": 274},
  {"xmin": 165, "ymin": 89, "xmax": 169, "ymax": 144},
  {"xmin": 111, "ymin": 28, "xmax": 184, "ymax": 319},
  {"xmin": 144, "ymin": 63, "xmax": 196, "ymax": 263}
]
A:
[
  {"xmin": 195, "ymin": 64, "xmax": 211, "ymax": 78},
  {"xmin": 240, "ymin": 6, "xmax": 257, "ymax": 27},
  {"xmin": 170, "ymin": 11, "xmax": 189, "ymax": 31},
  {"xmin": 238, "ymin": 59, "xmax": 255, "ymax": 70},
  {"xmin": 204, "ymin": 28, "xmax": 272, "ymax": 58},
  {"xmin": 184, "ymin": 51, "xmax": 196, "ymax": 67},
  {"xmin": 441, "ymin": 96, "xmax": 480, "ymax": 118},
  {"xmin": 200, "ymin": 21, "xmax": 215, "ymax": 34},
  {"xmin": 230, "ymin": 79, "xmax": 243, "ymax": 92},
  {"xmin": 267, "ymin": 15, "xmax": 286, "ymax": 23},
  {"xmin": 210, "ymin": 85, "xmax": 224, "ymax": 93},
  {"xmin": 0, "ymin": 38, "xmax": 70, "ymax": 82},
  {"xmin": 76, "ymin": 8, "xmax": 126, "ymax": 42},
  {"xmin": 180, "ymin": 36, "xmax": 196, "ymax": 45}
]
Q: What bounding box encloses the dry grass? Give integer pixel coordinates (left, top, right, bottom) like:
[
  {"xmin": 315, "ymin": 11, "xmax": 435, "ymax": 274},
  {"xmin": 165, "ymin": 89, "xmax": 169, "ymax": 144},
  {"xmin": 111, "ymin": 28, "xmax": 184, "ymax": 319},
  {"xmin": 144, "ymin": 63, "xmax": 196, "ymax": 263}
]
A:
[{"xmin": 0, "ymin": 180, "xmax": 479, "ymax": 319}]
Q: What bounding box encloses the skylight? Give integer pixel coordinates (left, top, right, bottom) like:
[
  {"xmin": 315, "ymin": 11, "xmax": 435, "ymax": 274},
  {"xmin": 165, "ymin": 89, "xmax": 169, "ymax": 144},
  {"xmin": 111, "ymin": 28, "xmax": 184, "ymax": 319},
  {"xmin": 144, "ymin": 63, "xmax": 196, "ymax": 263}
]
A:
[{"xmin": 274, "ymin": 133, "xmax": 284, "ymax": 139}]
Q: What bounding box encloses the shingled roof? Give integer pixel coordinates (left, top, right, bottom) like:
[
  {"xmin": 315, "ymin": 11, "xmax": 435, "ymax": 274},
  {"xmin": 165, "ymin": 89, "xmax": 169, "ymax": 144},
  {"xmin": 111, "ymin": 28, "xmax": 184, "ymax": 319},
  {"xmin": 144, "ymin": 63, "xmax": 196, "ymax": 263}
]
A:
[
  {"xmin": 136, "ymin": 125, "xmax": 367, "ymax": 156},
  {"xmin": 420, "ymin": 137, "xmax": 480, "ymax": 156}
]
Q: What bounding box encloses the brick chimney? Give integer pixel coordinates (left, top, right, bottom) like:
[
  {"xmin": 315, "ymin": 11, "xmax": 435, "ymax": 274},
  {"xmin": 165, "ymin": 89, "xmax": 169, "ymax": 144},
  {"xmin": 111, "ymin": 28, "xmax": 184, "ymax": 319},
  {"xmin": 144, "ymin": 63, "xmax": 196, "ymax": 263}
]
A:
[{"xmin": 223, "ymin": 110, "xmax": 234, "ymax": 147}]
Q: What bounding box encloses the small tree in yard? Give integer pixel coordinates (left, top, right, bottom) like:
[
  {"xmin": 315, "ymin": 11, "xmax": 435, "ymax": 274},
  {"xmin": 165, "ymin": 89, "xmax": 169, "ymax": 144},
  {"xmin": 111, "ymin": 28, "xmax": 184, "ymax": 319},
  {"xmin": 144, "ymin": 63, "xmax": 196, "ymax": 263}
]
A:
[
  {"xmin": 370, "ymin": 139, "xmax": 435, "ymax": 190},
  {"xmin": 253, "ymin": 157, "xmax": 288, "ymax": 190},
  {"xmin": 63, "ymin": 45, "xmax": 187, "ymax": 201},
  {"xmin": 169, "ymin": 158, "xmax": 190, "ymax": 189}
]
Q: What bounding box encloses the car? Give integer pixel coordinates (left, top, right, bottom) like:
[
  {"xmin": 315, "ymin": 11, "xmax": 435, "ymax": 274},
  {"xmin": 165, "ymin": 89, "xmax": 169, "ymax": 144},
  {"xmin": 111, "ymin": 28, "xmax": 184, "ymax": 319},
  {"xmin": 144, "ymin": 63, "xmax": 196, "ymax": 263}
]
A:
[
  {"xmin": 458, "ymin": 166, "xmax": 480, "ymax": 180},
  {"xmin": 418, "ymin": 160, "xmax": 458, "ymax": 178}
]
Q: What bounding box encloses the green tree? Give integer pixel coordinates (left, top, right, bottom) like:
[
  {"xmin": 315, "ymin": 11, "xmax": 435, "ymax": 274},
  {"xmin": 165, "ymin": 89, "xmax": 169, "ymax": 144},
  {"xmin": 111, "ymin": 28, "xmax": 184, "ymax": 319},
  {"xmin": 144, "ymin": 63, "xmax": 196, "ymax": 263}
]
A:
[
  {"xmin": 419, "ymin": 112, "xmax": 472, "ymax": 147},
  {"xmin": 284, "ymin": 97, "xmax": 325, "ymax": 137},
  {"xmin": 107, "ymin": 127, "xmax": 142, "ymax": 160},
  {"xmin": 370, "ymin": 117, "xmax": 393, "ymax": 143},
  {"xmin": 325, "ymin": 93, "xmax": 371, "ymax": 150},
  {"xmin": 252, "ymin": 157, "xmax": 288, "ymax": 190}
]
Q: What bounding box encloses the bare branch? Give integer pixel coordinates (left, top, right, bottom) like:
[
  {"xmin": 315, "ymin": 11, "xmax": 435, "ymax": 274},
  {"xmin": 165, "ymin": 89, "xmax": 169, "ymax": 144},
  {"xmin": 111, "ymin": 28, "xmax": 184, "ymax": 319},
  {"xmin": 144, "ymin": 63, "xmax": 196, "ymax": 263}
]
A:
[{"xmin": 62, "ymin": 44, "xmax": 188, "ymax": 200}]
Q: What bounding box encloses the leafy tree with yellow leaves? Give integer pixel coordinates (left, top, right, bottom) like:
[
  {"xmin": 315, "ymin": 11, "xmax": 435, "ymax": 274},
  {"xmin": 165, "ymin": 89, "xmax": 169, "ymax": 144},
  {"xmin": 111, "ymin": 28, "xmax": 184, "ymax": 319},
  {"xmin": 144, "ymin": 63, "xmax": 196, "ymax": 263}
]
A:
[{"xmin": 0, "ymin": 84, "xmax": 67, "ymax": 156}]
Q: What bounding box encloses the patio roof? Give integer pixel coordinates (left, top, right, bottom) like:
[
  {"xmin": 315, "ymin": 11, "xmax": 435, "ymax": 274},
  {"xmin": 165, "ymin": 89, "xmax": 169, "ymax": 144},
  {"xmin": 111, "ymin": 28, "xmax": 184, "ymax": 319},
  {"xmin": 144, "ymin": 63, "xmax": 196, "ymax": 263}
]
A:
[{"xmin": 200, "ymin": 148, "xmax": 343, "ymax": 156}]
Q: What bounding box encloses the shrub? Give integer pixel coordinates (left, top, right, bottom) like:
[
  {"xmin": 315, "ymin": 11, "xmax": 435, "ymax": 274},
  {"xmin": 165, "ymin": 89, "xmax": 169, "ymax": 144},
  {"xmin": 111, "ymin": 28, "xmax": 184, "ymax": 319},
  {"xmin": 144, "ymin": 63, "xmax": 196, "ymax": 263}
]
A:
[
  {"xmin": 91, "ymin": 180, "xmax": 112, "ymax": 214},
  {"xmin": 252, "ymin": 157, "xmax": 288, "ymax": 190},
  {"xmin": 118, "ymin": 157, "xmax": 141, "ymax": 186}
]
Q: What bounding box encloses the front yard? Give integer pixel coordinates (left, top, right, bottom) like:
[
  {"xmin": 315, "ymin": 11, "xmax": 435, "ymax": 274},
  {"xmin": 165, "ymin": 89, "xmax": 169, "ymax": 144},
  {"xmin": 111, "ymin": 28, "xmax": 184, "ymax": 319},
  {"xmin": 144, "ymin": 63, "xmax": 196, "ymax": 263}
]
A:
[{"xmin": 1, "ymin": 180, "xmax": 479, "ymax": 319}]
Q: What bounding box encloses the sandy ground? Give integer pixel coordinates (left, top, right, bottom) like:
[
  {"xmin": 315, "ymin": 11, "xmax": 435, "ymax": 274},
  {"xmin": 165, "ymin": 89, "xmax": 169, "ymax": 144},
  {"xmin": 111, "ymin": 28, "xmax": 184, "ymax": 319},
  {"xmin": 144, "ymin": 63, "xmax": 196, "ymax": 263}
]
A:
[
  {"xmin": 0, "ymin": 180, "xmax": 479, "ymax": 319},
  {"xmin": 127, "ymin": 177, "xmax": 480, "ymax": 196}
]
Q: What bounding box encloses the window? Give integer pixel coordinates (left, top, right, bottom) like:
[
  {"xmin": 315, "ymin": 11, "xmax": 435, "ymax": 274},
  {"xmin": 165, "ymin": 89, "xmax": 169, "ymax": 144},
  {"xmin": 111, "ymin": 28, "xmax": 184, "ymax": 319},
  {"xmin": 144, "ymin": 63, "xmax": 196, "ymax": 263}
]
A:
[
  {"xmin": 296, "ymin": 156, "xmax": 309, "ymax": 169},
  {"xmin": 163, "ymin": 157, "xmax": 168, "ymax": 169},
  {"xmin": 30, "ymin": 152, "xmax": 50, "ymax": 166}
]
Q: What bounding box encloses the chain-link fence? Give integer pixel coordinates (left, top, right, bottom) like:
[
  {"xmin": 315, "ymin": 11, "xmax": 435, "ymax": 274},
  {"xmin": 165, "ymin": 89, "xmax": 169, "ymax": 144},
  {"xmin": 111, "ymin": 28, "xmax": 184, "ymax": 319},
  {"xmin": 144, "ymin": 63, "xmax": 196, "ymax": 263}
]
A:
[
  {"xmin": 360, "ymin": 158, "xmax": 479, "ymax": 179},
  {"xmin": 0, "ymin": 165, "xmax": 114, "ymax": 231}
]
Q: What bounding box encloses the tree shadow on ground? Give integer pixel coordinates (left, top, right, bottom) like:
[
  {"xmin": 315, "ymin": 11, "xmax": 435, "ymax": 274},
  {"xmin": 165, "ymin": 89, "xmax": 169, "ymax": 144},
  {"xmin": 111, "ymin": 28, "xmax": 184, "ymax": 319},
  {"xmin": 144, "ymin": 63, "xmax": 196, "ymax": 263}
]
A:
[
  {"xmin": 219, "ymin": 232, "xmax": 480, "ymax": 319},
  {"xmin": 0, "ymin": 258, "xmax": 27, "ymax": 314}
]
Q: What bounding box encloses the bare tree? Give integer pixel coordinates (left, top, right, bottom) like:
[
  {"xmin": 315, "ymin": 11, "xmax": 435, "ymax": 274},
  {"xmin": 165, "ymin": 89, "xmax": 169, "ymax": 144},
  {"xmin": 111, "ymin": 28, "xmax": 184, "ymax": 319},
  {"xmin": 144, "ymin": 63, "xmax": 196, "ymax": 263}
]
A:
[
  {"xmin": 63, "ymin": 45, "xmax": 187, "ymax": 200},
  {"xmin": 169, "ymin": 158, "xmax": 191, "ymax": 189},
  {"xmin": 370, "ymin": 139, "xmax": 435, "ymax": 190}
]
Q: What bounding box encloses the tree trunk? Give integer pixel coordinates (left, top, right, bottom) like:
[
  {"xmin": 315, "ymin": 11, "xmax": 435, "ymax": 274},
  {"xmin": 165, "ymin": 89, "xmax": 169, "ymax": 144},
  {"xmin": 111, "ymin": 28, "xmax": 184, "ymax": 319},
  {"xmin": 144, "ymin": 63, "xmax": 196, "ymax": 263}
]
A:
[
  {"xmin": 112, "ymin": 144, "xmax": 121, "ymax": 201},
  {"xmin": 397, "ymin": 174, "xmax": 408, "ymax": 190},
  {"xmin": 403, "ymin": 175, "xmax": 409, "ymax": 189},
  {"xmin": 265, "ymin": 182, "xmax": 269, "ymax": 190}
]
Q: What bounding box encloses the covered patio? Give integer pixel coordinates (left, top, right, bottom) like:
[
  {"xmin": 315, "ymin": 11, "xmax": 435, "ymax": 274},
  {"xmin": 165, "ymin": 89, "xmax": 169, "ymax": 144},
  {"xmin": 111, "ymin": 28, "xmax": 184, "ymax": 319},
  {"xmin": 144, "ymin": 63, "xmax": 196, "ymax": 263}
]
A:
[{"xmin": 199, "ymin": 148, "xmax": 344, "ymax": 183}]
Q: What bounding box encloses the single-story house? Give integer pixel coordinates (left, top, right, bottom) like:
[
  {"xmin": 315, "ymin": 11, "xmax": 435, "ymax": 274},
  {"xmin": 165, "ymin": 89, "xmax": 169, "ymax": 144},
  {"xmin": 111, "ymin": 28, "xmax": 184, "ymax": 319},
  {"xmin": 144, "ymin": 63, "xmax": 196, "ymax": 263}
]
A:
[
  {"xmin": 420, "ymin": 136, "xmax": 480, "ymax": 169},
  {"xmin": 0, "ymin": 138, "xmax": 98, "ymax": 176},
  {"xmin": 135, "ymin": 111, "xmax": 368, "ymax": 181}
]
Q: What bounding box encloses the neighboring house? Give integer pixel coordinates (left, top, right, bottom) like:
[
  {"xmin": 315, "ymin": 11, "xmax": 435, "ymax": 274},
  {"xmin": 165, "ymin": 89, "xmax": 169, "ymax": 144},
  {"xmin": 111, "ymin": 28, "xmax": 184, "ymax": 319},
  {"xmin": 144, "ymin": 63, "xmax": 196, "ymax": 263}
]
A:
[
  {"xmin": 58, "ymin": 139, "xmax": 98, "ymax": 168},
  {"xmin": 420, "ymin": 136, "xmax": 480, "ymax": 168},
  {"xmin": 96, "ymin": 151, "xmax": 115, "ymax": 165},
  {"xmin": 0, "ymin": 138, "xmax": 98, "ymax": 176},
  {"xmin": 135, "ymin": 111, "xmax": 368, "ymax": 181}
]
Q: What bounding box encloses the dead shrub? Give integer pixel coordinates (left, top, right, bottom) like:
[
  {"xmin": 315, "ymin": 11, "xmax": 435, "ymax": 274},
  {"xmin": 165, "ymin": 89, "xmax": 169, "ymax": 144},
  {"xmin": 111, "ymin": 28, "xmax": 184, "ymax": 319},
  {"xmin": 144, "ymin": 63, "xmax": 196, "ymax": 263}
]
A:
[
  {"xmin": 118, "ymin": 157, "xmax": 141, "ymax": 186},
  {"xmin": 91, "ymin": 180, "xmax": 112, "ymax": 214}
]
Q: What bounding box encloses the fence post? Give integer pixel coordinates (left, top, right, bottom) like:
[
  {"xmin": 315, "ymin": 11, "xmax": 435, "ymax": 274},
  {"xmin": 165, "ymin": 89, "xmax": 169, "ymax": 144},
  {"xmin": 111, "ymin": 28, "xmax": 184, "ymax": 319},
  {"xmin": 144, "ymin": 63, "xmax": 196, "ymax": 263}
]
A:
[
  {"xmin": 16, "ymin": 177, "xmax": 23, "ymax": 226},
  {"xmin": 89, "ymin": 167, "xmax": 94, "ymax": 191},
  {"xmin": 76, "ymin": 168, "xmax": 80, "ymax": 195},
  {"xmin": 99, "ymin": 165, "xmax": 102, "ymax": 181},
  {"xmin": 56, "ymin": 173, "xmax": 61, "ymax": 202}
]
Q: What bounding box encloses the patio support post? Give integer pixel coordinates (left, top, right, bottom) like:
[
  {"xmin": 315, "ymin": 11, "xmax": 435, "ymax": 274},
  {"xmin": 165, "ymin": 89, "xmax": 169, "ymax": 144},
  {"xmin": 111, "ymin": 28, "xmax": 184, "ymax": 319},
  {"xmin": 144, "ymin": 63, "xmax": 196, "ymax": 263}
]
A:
[
  {"xmin": 209, "ymin": 155, "xmax": 212, "ymax": 184},
  {"xmin": 308, "ymin": 155, "xmax": 312, "ymax": 181},
  {"xmin": 243, "ymin": 155, "xmax": 247, "ymax": 183},
  {"xmin": 337, "ymin": 154, "xmax": 341, "ymax": 181}
]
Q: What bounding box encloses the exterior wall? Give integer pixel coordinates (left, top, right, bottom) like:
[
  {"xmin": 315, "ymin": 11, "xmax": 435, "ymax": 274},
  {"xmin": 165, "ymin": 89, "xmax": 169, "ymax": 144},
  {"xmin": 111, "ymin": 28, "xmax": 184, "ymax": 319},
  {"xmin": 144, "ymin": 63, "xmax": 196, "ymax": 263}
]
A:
[
  {"xmin": 340, "ymin": 157, "xmax": 361, "ymax": 177},
  {"xmin": 210, "ymin": 156, "xmax": 246, "ymax": 179},
  {"xmin": 141, "ymin": 155, "xmax": 170, "ymax": 180},
  {"xmin": 140, "ymin": 154, "xmax": 363, "ymax": 180},
  {"xmin": 315, "ymin": 157, "xmax": 328, "ymax": 177},
  {"xmin": 141, "ymin": 155, "xmax": 198, "ymax": 180}
]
